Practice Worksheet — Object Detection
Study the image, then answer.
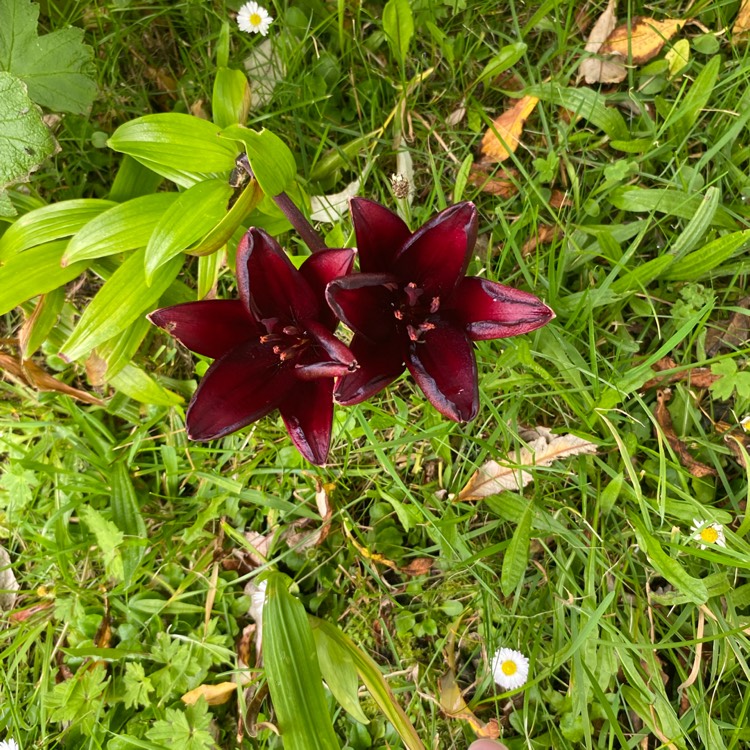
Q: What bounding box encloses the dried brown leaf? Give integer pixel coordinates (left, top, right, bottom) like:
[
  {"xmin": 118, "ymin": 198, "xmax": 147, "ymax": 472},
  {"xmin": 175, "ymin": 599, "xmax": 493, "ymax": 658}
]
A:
[
  {"xmin": 654, "ymin": 389, "xmax": 716, "ymax": 478},
  {"xmin": 182, "ymin": 682, "xmax": 238, "ymax": 706},
  {"xmin": 439, "ymin": 671, "xmax": 501, "ymax": 738},
  {"xmin": 480, "ymin": 96, "xmax": 539, "ymax": 163},
  {"xmin": 398, "ymin": 557, "xmax": 433, "ymax": 576},
  {"xmin": 578, "ymin": 0, "xmax": 627, "ymax": 83},
  {"xmin": 521, "ymin": 225, "xmax": 561, "ymax": 257},
  {"xmin": 467, "ymin": 165, "xmax": 519, "ymax": 198},
  {"xmin": 600, "ymin": 17, "xmax": 686, "ymax": 64},
  {"xmin": 705, "ymin": 296, "xmax": 750, "ymax": 357},
  {"xmin": 549, "ymin": 190, "xmax": 573, "ymax": 209},
  {"xmin": 282, "ymin": 481, "xmax": 333, "ymax": 551},
  {"xmin": 724, "ymin": 430, "xmax": 750, "ymax": 469},
  {"xmin": 457, "ymin": 429, "xmax": 597, "ymax": 501},
  {"xmin": 733, "ymin": 0, "xmax": 750, "ymax": 38},
  {"xmin": 642, "ymin": 356, "xmax": 720, "ymax": 390}
]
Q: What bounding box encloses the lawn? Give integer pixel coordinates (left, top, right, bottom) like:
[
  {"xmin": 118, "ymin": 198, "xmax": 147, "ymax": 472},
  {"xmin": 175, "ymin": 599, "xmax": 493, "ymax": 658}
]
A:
[{"xmin": 1, "ymin": 0, "xmax": 750, "ymax": 748}]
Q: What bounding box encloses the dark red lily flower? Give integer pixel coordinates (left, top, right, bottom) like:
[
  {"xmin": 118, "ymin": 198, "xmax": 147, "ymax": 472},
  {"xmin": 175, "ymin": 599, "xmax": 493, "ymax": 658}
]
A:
[
  {"xmin": 325, "ymin": 199, "xmax": 554, "ymax": 422},
  {"xmin": 149, "ymin": 228, "xmax": 356, "ymax": 465}
]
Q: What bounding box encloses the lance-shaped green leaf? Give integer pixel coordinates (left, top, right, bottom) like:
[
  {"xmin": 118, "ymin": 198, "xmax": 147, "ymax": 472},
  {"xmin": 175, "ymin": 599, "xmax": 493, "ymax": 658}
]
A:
[
  {"xmin": 108, "ymin": 113, "xmax": 239, "ymax": 175},
  {"xmin": 0, "ymin": 73, "xmax": 56, "ymax": 194},
  {"xmin": 0, "ymin": 198, "xmax": 115, "ymax": 260},
  {"xmin": 664, "ymin": 230, "xmax": 750, "ymax": 281},
  {"xmin": 501, "ymin": 500, "xmax": 533, "ymax": 596},
  {"xmin": 263, "ymin": 574, "xmax": 340, "ymax": 750},
  {"xmin": 144, "ymin": 180, "xmax": 234, "ymax": 281},
  {"xmin": 63, "ymin": 193, "xmax": 179, "ymax": 265},
  {"xmin": 108, "ymin": 363, "xmax": 182, "ymax": 406},
  {"xmin": 383, "ymin": 0, "xmax": 414, "ymax": 64},
  {"xmin": 609, "ymin": 187, "xmax": 735, "ymax": 228},
  {"xmin": 212, "ymin": 66, "xmax": 251, "ymax": 128},
  {"xmin": 94, "ymin": 317, "xmax": 151, "ymax": 381},
  {"xmin": 0, "ymin": 241, "xmax": 86, "ymax": 316},
  {"xmin": 110, "ymin": 462, "xmax": 147, "ymax": 586},
  {"xmin": 220, "ymin": 125, "xmax": 296, "ymax": 196},
  {"xmin": 109, "ymin": 154, "xmax": 164, "ymax": 202},
  {"xmin": 19, "ymin": 287, "xmax": 66, "ymax": 357},
  {"xmin": 311, "ymin": 618, "xmax": 426, "ymax": 750},
  {"xmin": 61, "ymin": 249, "xmax": 183, "ymax": 362}
]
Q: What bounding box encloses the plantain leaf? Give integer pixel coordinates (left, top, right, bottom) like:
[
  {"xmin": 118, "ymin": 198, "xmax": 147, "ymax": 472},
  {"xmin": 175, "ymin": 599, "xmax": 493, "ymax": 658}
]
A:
[{"xmin": 501, "ymin": 500, "xmax": 533, "ymax": 596}]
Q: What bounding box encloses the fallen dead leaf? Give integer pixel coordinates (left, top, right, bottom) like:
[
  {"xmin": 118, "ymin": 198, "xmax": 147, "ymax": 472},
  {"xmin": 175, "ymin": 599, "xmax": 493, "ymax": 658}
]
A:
[
  {"xmin": 578, "ymin": 0, "xmax": 627, "ymax": 84},
  {"xmin": 733, "ymin": 0, "xmax": 750, "ymax": 39},
  {"xmin": 182, "ymin": 682, "xmax": 238, "ymax": 706},
  {"xmin": 310, "ymin": 178, "xmax": 361, "ymax": 223},
  {"xmin": 467, "ymin": 165, "xmax": 519, "ymax": 198},
  {"xmin": 85, "ymin": 350, "xmax": 108, "ymax": 387},
  {"xmin": 642, "ymin": 356, "xmax": 720, "ymax": 390},
  {"xmin": 0, "ymin": 353, "xmax": 104, "ymax": 406},
  {"xmin": 654, "ymin": 388, "xmax": 716, "ymax": 478},
  {"xmin": 439, "ymin": 671, "xmax": 501, "ymax": 739},
  {"xmin": 399, "ymin": 557, "xmax": 433, "ymax": 576},
  {"xmin": 724, "ymin": 429, "xmax": 750, "ymax": 469},
  {"xmin": 0, "ymin": 546, "xmax": 18, "ymax": 613},
  {"xmin": 282, "ymin": 481, "xmax": 333, "ymax": 551},
  {"xmin": 549, "ymin": 190, "xmax": 573, "ymax": 209},
  {"xmin": 457, "ymin": 427, "xmax": 597, "ymax": 501},
  {"xmin": 480, "ymin": 96, "xmax": 539, "ymax": 163},
  {"xmin": 600, "ymin": 17, "xmax": 686, "ymax": 65},
  {"xmin": 521, "ymin": 225, "xmax": 561, "ymax": 257},
  {"xmin": 9, "ymin": 601, "xmax": 53, "ymax": 623},
  {"xmin": 705, "ymin": 296, "xmax": 750, "ymax": 357}
]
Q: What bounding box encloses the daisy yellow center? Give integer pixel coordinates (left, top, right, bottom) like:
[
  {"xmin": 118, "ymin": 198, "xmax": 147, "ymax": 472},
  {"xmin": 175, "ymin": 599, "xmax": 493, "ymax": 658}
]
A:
[
  {"xmin": 250, "ymin": 12, "xmax": 262, "ymax": 24},
  {"xmin": 700, "ymin": 527, "xmax": 719, "ymax": 544},
  {"xmin": 501, "ymin": 660, "xmax": 518, "ymax": 676}
]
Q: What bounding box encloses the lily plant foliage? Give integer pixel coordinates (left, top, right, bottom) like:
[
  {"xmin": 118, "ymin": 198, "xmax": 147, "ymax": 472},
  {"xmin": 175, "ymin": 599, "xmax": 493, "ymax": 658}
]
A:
[{"xmin": 150, "ymin": 197, "xmax": 554, "ymax": 464}]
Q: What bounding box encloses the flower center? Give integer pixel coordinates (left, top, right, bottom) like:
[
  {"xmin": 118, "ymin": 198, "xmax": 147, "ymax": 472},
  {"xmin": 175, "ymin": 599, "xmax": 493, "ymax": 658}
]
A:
[
  {"xmin": 392, "ymin": 282, "xmax": 441, "ymax": 342},
  {"xmin": 700, "ymin": 527, "xmax": 719, "ymax": 544},
  {"xmin": 501, "ymin": 660, "xmax": 518, "ymax": 676},
  {"xmin": 260, "ymin": 321, "xmax": 309, "ymax": 363},
  {"xmin": 250, "ymin": 12, "xmax": 262, "ymax": 25}
]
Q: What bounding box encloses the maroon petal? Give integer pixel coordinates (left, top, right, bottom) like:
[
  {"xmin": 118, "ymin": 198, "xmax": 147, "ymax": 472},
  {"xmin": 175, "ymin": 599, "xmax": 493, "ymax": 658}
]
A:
[
  {"xmin": 148, "ymin": 300, "xmax": 258, "ymax": 359},
  {"xmin": 304, "ymin": 320, "xmax": 357, "ymax": 369},
  {"xmin": 280, "ymin": 378, "xmax": 334, "ymax": 465},
  {"xmin": 350, "ymin": 198, "xmax": 412, "ymax": 273},
  {"xmin": 394, "ymin": 202, "xmax": 477, "ymax": 297},
  {"xmin": 451, "ymin": 277, "xmax": 555, "ymax": 340},
  {"xmin": 334, "ymin": 334, "xmax": 404, "ymax": 405},
  {"xmin": 406, "ymin": 324, "xmax": 478, "ymax": 422},
  {"xmin": 186, "ymin": 341, "xmax": 294, "ymax": 440},
  {"xmin": 236, "ymin": 227, "xmax": 319, "ymax": 325},
  {"xmin": 300, "ymin": 248, "xmax": 356, "ymax": 328},
  {"xmin": 325, "ymin": 273, "xmax": 399, "ymax": 342}
]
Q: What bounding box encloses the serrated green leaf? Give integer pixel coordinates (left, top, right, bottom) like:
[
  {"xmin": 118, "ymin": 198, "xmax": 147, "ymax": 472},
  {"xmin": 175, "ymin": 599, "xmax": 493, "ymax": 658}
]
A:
[
  {"xmin": 61, "ymin": 249, "xmax": 183, "ymax": 361},
  {"xmin": 63, "ymin": 193, "xmax": 178, "ymax": 265},
  {"xmin": 383, "ymin": 0, "xmax": 414, "ymax": 64},
  {"xmin": 0, "ymin": 0, "xmax": 96, "ymax": 114},
  {"xmin": 220, "ymin": 125, "xmax": 296, "ymax": 196},
  {"xmin": 264, "ymin": 574, "xmax": 340, "ymax": 750},
  {"xmin": 664, "ymin": 230, "xmax": 750, "ymax": 281},
  {"xmin": 0, "ymin": 198, "xmax": 115, "ymax": 260},
  {"xmin": 144, "ymin": 180, "xmax": 233, "ymax": 281},
  {"xmin": 79, "ymin": 505, "xmax": 124, "ymax": 581},
  {"xmin": 0, "ymin": 72, "xmax": 57, "ymax": 191},
  {"xmin": 501, "ymin": 500, "xmax": 533, "ymax": 596},
  {"xmin": 107, "ymin": 363, "xmax": 183, "ymax": 406},
  {"xmin": 108, "ymin": 113, "xmax": 239, "ymax": 175},
  {"xmin": 0, "ymin": 240, "xmax": 86, "ymax": 315},
  {"xmin": 212, "ymin": 66, "xmax": 251, "ymax": 128},
  {"xmin": 525, "ymin": 83, "xmax": 628, "ymax": 140}
]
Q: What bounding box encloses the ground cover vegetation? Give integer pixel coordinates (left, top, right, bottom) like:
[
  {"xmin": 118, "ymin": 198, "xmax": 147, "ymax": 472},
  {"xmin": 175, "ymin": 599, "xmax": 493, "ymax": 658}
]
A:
[{"xmin": 1, "ymin": 0, "xmax": 750, "ymax": 747}]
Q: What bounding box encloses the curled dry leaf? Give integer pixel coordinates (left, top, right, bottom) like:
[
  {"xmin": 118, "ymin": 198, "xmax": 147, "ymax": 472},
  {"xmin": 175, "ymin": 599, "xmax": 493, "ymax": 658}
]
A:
[
  {"xmin": 600, "ymin": 17, "xmax": 686, "ymax": 65},
  {"xmin": 282, "ymin": 481, "xmax": 333, "ymax": 551},
  {"xmin": 521, "ymin": 225, "xmax": 561, "ymax": 257},
  {"xmin": 467, "ymin": 165, "xmax": 519, "ymax": 198},
  {"xmin": 549, "ymin": 190, "xmax": 573, "ymax": 209},
  {"xmin": 310, "ymin": 178, "xmax": 361, "ymax": 223},
  {"xmin": 705, "ymin": 296, "xmax": 750, "ymax": 357},
  {"xmin": 724, "ymin": 429, "xmax": 750, "ymax": 469},
  {"xmin": 642, "ymin": 356, "xmax": 720, "ymax": 390},
  {"xmin": 578, "ymin": 0, "xmax": 627, "ymax": 84},
  {"xmin": 181, "ymin": 681, "xmax": 238, "ymax": 706},
  {"xmin": 0, "ymin": 545, "xmax": 18, "ymax": 613},
  {"xmin": 654, "ymin": 388, "xmax": 716, "ymax": 478},
  {"xmin": 733, "ymin": 0, "xmax": 750, "ymax": 39},
  {"xmin": 399, "ymin": 557, "xmax": 433, "ymax": 577},
  {"xmin": 480, "ymin": 96, "xmax": 539, "ymax": 164},
  {"xmin": 439, "ymin": 671, "xmax": 501, "ymax": 739},
  {"xmin": 457, "ymin": 427, "xmax": 597, "ymax": 501}
]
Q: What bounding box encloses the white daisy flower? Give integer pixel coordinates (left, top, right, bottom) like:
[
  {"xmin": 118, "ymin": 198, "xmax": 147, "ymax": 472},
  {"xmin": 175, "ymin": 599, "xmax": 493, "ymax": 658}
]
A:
[
  {"xmin": 490, "ymin": 647, "xmax": 529, "ymax": 690},
  {"xmin": 740, "ymin": 414, "xmax": 750, "ymax": 432},
  {"xmin": 237, "ymin": 2, "xmax": 273, "ymax": 36},
  {"xmin": 0, "ymin": 739, "xmax": 20, "ymax": 750},
  {"xmin": 691, "ymin": 519, "xmax": 726, "ymax": 549}
]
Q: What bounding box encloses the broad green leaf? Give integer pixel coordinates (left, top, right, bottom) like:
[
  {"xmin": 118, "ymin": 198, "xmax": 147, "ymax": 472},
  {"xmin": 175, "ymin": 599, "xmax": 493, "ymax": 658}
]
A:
[
  {"xmin": 108, "ymin": 363, "xmax": 183, "ymax": 406},
  {"xmin": 263, "ymin": 574, "xmax": 340, "ymax": 750},
  {"xmin": 630, "ymin": 517, "xmax": 708, "ymax": 605},
  {"xmin": 311, "ymin": 618, "xmax": 426, "ymax": 750},
  {"xmin": 668, "ymin": 55, "xmax": 720, "ymax": 141},
  {"xmin": 0, "ymin": 198, "xmax": 115, "ymax": 260},
  {"xmin": 197, "ymin": 250, "xmax": 222, "ymax": 300},
  {"xmin": 0, "ymin": 241, "xmax": 86, "ymax": 315},
  {"xmin": 212, "ymin": 66, "xmax": 251, "ymax": 128},
  {"xmin": 312, "ymin": 625, "xmax": 369, "ymax": 725},
  {"xmin": 0, "ymin": 0, "xmax": 96, "ymax": 114},
  {"xmin": 475, "ymin": 43, "xmax": 527, "ymax": 86},
  {"xmin": 0, "ymin": 191, "xmax": 14, "ymax": 217},
  {"xmin": 664, "ymin": 230, "xmax": 750, "ymax": 281},
  {"xmin": 144, "ymin": 180, "xmax": 233, "ymax": 281},
  {"xmin": 525, "ymin": 83, "xmax": 628, "ymax": 140},
  {"xmin": 61, "ymin": 249, "xmax": 183, "ymax": 361},
  {"xmin": 0, "ymin": 73, "xmax": 56, "ymax": 191},
  {"xmin": 63, "ymin": 193, "xmax": 178, "ymax": 265},
  {"xmin": 19, "ymin": 286, "xmax": 65, "ymax": 357},
  {"xmin": 108, "ymin": 114, "xmax": 239, "ymax": 175},
  {"xmin": 111, "ymin": 462, "xmax": 147, "ymax": 585},
  {"xmin": 609, "ymin": 187, "xmax": 735, "ymax": 228},
  {"xmin": 220, "ymin": 125, "xmax": 296, "ymax": 196},
  {"xmin": 109, "ymin": 154, "xmax": 164, "ymax": 202},
  {"xmin": 501, "ymin": 500, "xmax": 533, "ymax": 596},
  {"xmin": 383, "ymin": 0, "xmax": 414, "ymax": 64},
  {"xmin": 189, "ymin": 178, "xmax": 262, "ymax": 257}
]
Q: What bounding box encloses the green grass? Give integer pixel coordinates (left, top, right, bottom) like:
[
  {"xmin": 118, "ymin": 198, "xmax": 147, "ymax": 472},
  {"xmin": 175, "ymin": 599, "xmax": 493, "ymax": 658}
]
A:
[{"xmin": 3, "ymin": 0, "xmax": 750, "ymax": 747}]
